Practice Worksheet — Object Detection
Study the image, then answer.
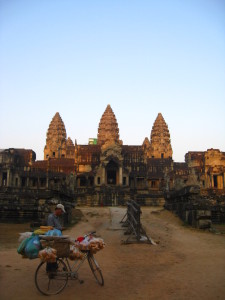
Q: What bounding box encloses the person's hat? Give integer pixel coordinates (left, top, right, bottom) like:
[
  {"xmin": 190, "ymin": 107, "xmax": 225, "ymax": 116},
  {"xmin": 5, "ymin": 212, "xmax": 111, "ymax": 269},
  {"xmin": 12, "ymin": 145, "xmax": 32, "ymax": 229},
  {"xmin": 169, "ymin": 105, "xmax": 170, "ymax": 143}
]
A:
[{"xmin": 56, "ymin": 204, "xmax": 66, "ymax": 213}]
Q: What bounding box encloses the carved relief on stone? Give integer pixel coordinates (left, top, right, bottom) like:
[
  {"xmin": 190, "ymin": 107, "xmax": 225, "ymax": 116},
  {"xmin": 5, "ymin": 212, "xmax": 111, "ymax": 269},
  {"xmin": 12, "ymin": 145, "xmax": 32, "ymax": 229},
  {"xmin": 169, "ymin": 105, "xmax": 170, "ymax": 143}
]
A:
[
  {"xmin": 100, "ymin": 140, "xmax": 123, "ymax": 166},
  {"xmin": 97, "ymin": 104, "xmax": 123, "ymax": 146}
]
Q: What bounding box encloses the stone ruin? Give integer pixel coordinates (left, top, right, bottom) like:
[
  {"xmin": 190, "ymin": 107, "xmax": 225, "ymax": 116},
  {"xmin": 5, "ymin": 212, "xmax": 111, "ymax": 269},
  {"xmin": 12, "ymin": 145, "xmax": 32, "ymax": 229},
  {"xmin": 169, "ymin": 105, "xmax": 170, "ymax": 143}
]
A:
[
  {"xmin": 165, "ymin": 186, "xmax": 225, "ymax": 229},
  {"xmin": 0, "ymin": 105, "xmax": 225, "ymax": 228}
]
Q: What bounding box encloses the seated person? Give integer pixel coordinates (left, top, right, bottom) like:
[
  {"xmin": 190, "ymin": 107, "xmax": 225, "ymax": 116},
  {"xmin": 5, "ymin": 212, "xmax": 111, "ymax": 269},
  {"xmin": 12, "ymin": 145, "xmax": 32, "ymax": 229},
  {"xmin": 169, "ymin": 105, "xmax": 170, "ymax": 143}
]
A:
[
  {"xmin": 47, "ymin": 204, "xmax": 66, "ymax": 231},
  {"xmin": 46, "ymin": 204, "xmax": 66, "ymax": 272}
]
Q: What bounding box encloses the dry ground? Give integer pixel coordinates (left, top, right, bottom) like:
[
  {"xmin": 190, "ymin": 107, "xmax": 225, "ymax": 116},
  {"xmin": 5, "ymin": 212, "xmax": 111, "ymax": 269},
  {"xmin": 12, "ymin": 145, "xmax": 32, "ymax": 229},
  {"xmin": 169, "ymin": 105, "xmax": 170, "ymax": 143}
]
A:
[{"xmin": 0, "ymin": 207, "xmax": 225, "ymax": 300}]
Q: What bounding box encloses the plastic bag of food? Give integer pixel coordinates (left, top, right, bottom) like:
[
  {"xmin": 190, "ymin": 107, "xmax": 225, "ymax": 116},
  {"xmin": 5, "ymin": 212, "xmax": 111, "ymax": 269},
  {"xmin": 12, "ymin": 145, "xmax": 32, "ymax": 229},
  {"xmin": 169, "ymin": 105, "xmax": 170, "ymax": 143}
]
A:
[
  {"xmin": 69, "ymin": 245, "xmax": 84, "ymax": 260},
  {"xmin": 17, "ymin": 235, "xmax": 34, "ymax": 255},
  {"xmin": 75, "ymin": 241, "xmax": 89, "ymax": 251},
  {"xmin": 33, "ymin": 229, "xmax": 46, "ymax": 235},
  {"xmin": 89, "ymin": 238, "xmax": 105, "ymax": 253},
  {"xmin": 45, "ymin": 229, "xmax": 62, "ymax": 237},
  {"xmin": 25, "ymin": 235, "xmax": 42, "ymax": 259},
  {"xmin": 38, "ymin": 247, "xmax": 57, "ymax": 263},
  {"xmin": 40, "ymin": 226, "xmax": 53, "ymax": 232},
  {"xmin": 75, "ymin": 236, "xmax": 105, "ymax": 252},
  {"xmin": 18, "ymin": 232, "xmax": 33, "ymax": 243}
]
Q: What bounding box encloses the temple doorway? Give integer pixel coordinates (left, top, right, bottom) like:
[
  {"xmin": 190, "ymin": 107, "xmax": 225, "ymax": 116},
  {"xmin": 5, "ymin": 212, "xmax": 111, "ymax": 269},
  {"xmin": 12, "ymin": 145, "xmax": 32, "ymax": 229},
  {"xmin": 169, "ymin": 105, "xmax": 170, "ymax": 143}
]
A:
[
  {"xmin": 213, "ymin": 175, "xmax": 218, "ymax": 188},
  {"xmin": 106, "ymin": 160, "xmax": 118, "ymax": 185}
]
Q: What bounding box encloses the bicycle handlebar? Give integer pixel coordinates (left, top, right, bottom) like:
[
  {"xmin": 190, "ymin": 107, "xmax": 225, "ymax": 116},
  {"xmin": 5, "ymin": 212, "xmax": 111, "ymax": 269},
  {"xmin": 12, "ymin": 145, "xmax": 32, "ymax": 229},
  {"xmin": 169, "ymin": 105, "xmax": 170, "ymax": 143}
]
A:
[{"xmin": 83, "ymin": 231, "xmax": 96, "ymax": 238}]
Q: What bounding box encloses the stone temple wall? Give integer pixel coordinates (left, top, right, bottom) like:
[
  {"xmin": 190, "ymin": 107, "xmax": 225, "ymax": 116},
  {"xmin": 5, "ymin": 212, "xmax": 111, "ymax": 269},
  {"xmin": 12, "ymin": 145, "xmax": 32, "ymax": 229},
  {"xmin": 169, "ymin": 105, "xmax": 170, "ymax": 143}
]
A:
[{"xmin": 165, "ymin": 186, "xmax": 225, "ymax": 229}]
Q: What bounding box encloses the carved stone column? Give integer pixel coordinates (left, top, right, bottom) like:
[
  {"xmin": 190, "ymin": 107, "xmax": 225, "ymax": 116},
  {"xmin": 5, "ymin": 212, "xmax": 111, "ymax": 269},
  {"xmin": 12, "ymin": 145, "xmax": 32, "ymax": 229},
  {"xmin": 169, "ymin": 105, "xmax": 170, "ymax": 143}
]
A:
[
  {"xmin": 101, "ymin": 166, "xmax": 105, "ymax": 185},
  {"xmin": 223, "ymin": 173, "xmax": 225, "ymax": 189},
  {"xmin": 119, "ymin": 167, "xmax": 122, "ymax": 185},
  {"xmin": 7, "ymin": 169, "xmax": 10, "ymax": 187}
]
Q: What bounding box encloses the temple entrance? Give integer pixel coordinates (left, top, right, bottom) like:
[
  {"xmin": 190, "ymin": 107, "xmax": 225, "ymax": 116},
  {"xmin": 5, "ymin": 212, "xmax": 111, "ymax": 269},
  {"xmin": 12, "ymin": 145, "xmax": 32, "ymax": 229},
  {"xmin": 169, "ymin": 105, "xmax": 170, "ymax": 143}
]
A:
[
  {"xmin": 106, "ymin": 160, "xmax": 118, "ymax": 185},
  {"xmin": 2, "ymin": 172, "xmax": 7, "ymax": 186},
  {"xmin": 213, "ymin": 175, "xmax": 218, "ymax": 188}
]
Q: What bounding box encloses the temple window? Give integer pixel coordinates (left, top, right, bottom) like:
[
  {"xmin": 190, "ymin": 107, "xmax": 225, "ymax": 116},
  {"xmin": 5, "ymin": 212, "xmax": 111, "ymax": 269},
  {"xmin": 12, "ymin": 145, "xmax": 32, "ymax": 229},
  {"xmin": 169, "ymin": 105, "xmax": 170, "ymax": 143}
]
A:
[
  {"xmin": 97, "ymin": 177, "xmax": 101, "ymax": 184},
  {"xmin": 123, "ymin": 177, "xmax": 126, "ymax": 185},
  {"xmin": 80, "ymin": 177, "xmax": 86, "ymax": 187},
  {"xmin": 137, "ymin": 177, "xmax": 145, "ymax": 188},
  {"xmin": 161, "ymin": 153, "xmax": 164, "ymax": 158},
  {"xmin": 40, "ymin": 178, "xmax": 46, "ymax": 187},
  {"xmin": 53, "ymin": 152, "xmax": 55, "ymax": 157},
  {"xmin": 89, "ymin": 177, "xmax": 94, "ymax": 186},
  {"xmin": 32, "ymin": 178, "xmax": 37, "ymax": 187},
  {"xmin": 21, "ymin": 177, "xmax": 26, "ymax": 187}
]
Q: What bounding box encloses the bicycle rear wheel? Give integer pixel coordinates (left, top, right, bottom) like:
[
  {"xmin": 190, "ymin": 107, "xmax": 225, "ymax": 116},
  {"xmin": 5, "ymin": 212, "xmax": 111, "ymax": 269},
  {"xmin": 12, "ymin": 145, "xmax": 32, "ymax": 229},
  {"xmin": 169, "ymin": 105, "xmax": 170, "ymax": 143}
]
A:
[
  {"xmin": 35, "ymin": 259, "xmax": 68, "ymax": 295},
  {"xmin": 88, "ymin": 254, "xmax": 104, "ymax": 286}
]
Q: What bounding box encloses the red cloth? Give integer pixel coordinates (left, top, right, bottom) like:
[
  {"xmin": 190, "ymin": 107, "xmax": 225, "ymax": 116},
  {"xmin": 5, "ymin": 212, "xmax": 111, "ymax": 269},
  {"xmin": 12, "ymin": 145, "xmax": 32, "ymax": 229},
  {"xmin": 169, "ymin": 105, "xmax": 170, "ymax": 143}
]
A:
[{"xmin": 77, "ymin": 236, "xmax": 84, "ymax": 242}]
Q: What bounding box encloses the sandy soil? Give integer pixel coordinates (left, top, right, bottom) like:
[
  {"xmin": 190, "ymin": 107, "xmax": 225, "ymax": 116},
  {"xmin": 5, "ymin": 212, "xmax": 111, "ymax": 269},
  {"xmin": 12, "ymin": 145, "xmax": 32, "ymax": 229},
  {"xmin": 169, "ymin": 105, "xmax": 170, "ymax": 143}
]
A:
[{"xmin": 0, "ymin": 207, "xmax": 225, "ymax": 300}]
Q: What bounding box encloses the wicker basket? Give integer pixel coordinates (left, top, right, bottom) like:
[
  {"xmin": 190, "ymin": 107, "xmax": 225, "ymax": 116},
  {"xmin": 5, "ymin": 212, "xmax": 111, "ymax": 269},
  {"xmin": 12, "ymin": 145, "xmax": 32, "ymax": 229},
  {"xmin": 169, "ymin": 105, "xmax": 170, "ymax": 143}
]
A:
[
  {"xmin": 53, "ymin": 240, "xmax": 70, "ymax": 257},
  {"xmin": 40, "ymin": 239, "xmax": 70, "ymax": 258}
]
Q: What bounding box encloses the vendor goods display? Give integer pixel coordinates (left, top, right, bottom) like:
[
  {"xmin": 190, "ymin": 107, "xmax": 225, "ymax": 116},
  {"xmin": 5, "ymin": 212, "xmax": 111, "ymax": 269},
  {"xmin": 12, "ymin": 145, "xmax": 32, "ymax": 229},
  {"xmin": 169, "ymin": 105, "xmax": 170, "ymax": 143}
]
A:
[
  {"xmin": 38, "ymin": 247, "xmax": 57, "ymax": 263},
  {"xmin": 40, "ymin": 226, "xmax": 54, "ymax": 231},
  {"xmin": 40, "ymin": 236, "xmax": 70, "ymax": 258},
  {"xmin": 18, "ymin": 232, "xmax": 33, "ymax": 243},
  {"xmin": 18, "ymin": 230, "xmax": 105, "ymax": 264},
  {"xmin": 45, "ymin": 229, "xmax": 62, "ymax": 237},
  {"xmin": 75, "ymin": 237, "xmax": 105, "ymax": 254},
  {"xmin": 25, "ymin": 235, "xmax": 41, "ymax": 259},
  {"xmin": 18, "ymin": 234, "xmax": 42, "ymax": 259},
  {"xmin": 88, "ymin": 238, "xmax": 105, "ymax": 254},
  {"xmin": 69, "ymin": 245, "xmax": 84, "ymax": 260},
  {"xmin": 34, "ymin": 226, "xmax": 53, "ymax": 235},
  {"xmin": 17, "ymin": 235, "xmax": 34, "ymax": 255}
]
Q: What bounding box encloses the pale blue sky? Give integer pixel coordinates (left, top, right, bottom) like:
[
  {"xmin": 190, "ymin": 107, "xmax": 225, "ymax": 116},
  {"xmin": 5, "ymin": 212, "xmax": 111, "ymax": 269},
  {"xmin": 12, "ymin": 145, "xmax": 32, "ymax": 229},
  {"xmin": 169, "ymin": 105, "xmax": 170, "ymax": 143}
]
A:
[{"xmin": 0, "ymin": 0, "xmax": 225, "ymax": 162}]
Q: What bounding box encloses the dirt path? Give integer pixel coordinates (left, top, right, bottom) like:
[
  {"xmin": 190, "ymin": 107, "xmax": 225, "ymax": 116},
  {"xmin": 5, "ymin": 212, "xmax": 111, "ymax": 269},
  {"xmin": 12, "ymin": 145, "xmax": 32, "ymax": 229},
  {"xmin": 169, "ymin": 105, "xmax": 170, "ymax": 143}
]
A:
[{"xmin": 0, "ymin": 207, "xmax": 225, "ymax": 300}]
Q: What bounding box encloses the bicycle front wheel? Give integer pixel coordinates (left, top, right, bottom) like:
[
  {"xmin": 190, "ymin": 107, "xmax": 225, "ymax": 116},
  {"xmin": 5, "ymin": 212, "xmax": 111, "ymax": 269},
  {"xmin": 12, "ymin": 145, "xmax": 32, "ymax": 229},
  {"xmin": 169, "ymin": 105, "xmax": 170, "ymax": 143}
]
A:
[
  {"xmin": 35, "ymin": 259, "xmax": 68, "ymax": 295},
  {"xmin": 88, "ymin": 254, "xmax": 104, "ymax": 286}
]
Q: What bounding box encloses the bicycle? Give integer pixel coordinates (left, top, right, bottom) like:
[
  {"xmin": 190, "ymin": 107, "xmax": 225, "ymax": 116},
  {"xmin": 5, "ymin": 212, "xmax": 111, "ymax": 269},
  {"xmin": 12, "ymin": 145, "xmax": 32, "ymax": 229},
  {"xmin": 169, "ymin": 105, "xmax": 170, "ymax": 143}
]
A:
[{"xmin": 35, "ymin": 232, "xmax": 104, "ymax": 295}]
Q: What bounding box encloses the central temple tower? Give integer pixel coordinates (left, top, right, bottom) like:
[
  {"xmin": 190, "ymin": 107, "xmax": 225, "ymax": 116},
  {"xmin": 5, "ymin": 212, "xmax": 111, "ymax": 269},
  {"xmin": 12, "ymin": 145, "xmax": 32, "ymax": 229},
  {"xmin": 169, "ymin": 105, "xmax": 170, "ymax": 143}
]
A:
[{"xmin": 97, "ymin": 105, "xmax": 122, "ymax": 146}]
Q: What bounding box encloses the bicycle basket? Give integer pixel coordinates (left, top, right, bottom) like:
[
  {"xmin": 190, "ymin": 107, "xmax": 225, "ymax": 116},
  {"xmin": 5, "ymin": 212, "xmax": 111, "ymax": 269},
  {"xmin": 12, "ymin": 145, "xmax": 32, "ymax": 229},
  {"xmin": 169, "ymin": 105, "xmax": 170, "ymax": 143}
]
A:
[
  {"xmin": 40, "ymin": 238, "xmax": 70, "ymax": 258},
  {"xmin": 53, "ymin": 240, "xmax": 70, "ymax": 258}
]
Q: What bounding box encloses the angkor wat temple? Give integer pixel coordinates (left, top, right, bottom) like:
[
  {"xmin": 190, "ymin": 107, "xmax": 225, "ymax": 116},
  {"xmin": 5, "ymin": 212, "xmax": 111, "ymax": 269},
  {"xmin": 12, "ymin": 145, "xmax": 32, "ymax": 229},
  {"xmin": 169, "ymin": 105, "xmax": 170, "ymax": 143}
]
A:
[{"xmin": 0, "ymin": 105, "xmax": 225, "ymax": 227}]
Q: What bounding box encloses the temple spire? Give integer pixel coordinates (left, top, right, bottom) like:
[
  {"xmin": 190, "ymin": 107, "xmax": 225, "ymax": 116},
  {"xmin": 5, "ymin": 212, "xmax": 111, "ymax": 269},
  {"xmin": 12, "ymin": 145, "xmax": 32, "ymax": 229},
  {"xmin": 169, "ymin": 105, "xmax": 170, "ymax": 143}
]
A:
[
  {"xmin": 149, "ymin": 113, "xmax": 172, "ymax": 159},
  {"xmin": 97, "ymin": 105, "xmax": 122, "ymax": 146},
  {"xmin": 44, "ymin": 112, "xmax": 67, "ymax": 159}
]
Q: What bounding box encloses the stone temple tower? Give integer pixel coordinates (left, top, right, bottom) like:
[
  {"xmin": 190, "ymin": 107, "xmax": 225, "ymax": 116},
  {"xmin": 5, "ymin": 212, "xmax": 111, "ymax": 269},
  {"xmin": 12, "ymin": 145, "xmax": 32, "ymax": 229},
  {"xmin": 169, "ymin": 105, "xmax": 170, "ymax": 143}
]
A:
[
  {"xmin": 97, "ymin": 105, "xmax": 122, "ymax": 146},
  {"xmin": 44, "ymin": 112, "xmax": 67, "ymax": 159},
  {"xmin": 149, "ymin": 113, "xmax": 172, "ymax": 159}
]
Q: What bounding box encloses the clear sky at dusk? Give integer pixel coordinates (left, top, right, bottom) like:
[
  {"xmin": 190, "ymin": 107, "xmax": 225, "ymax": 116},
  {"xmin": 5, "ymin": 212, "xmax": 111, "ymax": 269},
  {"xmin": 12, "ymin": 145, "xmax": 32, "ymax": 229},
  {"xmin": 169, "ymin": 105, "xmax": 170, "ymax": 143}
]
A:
[{"xmin": 0, "ymin": 0, "xmax": 225, "ymax": 162}]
